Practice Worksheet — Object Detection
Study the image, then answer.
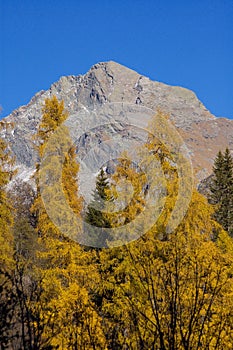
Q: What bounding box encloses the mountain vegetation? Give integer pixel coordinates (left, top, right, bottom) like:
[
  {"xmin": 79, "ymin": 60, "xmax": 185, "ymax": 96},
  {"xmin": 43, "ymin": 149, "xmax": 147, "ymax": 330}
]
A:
[
  {"xmin": 0, "ymin": 97, "xmax": 232, "ymax": 349},
  {"xmin": 85, "ymin": 168, "xmax": 113, "ymax": 247},
  {"xmin": 209, "ymin": 148, "xmax": 233, "ymax": 238}
]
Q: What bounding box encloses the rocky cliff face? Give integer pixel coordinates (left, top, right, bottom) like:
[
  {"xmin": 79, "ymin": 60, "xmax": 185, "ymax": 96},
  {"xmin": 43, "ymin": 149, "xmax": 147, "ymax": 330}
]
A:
[{"xmin": 1, "ymin": 61, "xmax": 233, "ymax": 185}]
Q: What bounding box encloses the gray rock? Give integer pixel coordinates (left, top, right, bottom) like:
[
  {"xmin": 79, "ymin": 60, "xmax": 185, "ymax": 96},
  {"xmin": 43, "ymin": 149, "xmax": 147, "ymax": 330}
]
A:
[{"xmin": 1, "ymin": 61, "xmax": 233, "ymax": 189}]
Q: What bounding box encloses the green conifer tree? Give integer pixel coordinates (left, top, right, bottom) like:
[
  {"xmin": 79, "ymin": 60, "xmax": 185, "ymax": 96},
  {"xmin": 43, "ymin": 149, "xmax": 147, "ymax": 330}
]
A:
[
  {"xmin": 85, "ymin": 168, "xmax": 112, "ymax": 247},
  {"xmin": 210, "ymin": 148, "xmax": 233, "ymax": 237},
  {"xmin": 210, "ymin": 151, "xmax": 225, "ymax": 205}
]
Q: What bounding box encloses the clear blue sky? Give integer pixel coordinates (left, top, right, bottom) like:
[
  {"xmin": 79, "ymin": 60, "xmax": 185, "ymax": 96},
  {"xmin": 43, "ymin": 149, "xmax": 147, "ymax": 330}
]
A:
[{"xmin": 0, "ymin": 0, "xmax": 232, "ymax": 119}]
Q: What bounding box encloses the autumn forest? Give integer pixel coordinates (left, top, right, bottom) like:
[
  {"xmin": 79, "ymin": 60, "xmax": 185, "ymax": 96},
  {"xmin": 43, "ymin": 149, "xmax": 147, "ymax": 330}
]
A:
[{"xmin": 0, "ymin": 97, "xmax": 233, "ymax": 349}]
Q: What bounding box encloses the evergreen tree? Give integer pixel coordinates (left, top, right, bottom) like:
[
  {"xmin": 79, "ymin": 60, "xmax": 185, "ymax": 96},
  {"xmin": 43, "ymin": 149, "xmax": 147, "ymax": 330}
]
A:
[
  {"xmin": 85, "ymin": 168, "xmax": 112, "ymax": 247},
  {"xmin": 86, "ymin": 168, "xmax": 110, "ymax": 227},
  {"xmin": 210, "ymin": 151, "xmax": 225, "ymax": 205},
  {"xmin": 210, "ymin": 148, "xmax": 233, "ymax": 237}
]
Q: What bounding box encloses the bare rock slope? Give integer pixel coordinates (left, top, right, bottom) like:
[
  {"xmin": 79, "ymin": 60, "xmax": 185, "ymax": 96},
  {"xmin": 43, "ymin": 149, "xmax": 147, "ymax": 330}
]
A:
[{"xmin": 1, "ymin": 61, "xmax": 233, "ymax": 184}]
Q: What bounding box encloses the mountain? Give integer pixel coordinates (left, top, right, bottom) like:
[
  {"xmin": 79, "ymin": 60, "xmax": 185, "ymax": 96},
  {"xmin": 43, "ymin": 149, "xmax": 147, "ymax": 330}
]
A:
[{"xmin": 1, "ymin": 61, "xmax": 233, "ymax": 187}]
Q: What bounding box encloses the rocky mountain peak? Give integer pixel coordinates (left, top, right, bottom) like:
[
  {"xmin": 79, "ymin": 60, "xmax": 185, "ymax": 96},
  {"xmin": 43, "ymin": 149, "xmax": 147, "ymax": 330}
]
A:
[{"xmin": 1, "ymin": 61, "xmax": 233, "ymax": 185}]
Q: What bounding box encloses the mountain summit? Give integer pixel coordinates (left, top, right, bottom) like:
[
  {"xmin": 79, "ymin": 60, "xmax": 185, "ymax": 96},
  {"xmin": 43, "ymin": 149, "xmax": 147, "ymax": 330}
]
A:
[{"xmin": 1, "ymin": 61, "xmax": 233, "ymax": 184}]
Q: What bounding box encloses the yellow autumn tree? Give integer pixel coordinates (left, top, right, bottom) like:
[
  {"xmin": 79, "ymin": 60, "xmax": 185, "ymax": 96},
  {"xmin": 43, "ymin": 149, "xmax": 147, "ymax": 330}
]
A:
[
  {"xmin": 0, "ymin": 137, "xmax": 15, "ymax": 271},
  {"xmin": 31, "ymin": 96, "xmax": 105, "ymax": 349},
  {"xmin": 95, "ymin": 112, "xmax": 184, "ymax": 347},
  {"xmin": 0, "ymin": 136, "xmax": 17, "ymax": 348},
  {"xmin": 111, "ymin": 191, "xmax": 233, "ymax": 349},
  {"xmin": 96, "ymin": 111, "xmax": 232, "ymax": 349}
]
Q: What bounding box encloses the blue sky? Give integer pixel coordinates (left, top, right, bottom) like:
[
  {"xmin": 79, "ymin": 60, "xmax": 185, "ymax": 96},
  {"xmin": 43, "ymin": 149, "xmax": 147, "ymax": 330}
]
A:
[{"xmin": 0, "ymin": 0, "xmax": 232, "ymax": 119}]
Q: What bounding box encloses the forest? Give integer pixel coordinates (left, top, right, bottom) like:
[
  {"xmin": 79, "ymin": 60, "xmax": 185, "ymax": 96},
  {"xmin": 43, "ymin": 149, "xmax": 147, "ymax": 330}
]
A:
[{"xmin": 0, "ymin": 96, "xmax": 233, "ymax": 349}]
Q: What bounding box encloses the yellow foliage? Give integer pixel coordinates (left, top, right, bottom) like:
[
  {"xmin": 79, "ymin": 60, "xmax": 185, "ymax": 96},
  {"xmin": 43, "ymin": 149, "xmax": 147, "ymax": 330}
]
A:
[
  {"xmin": 0, "ymin": 137, "xmax": 14, "ymax": 271},
  {"xmin": 9, "ymin": 106, "xmax": 231, "ymax": 349},
  {"xmin": 30, "ymin": 96, "xmax": 106, "ymax": 348},
  {"xmin": 110, "ymin": 192, "xmax": 233, "ymax": 349}
]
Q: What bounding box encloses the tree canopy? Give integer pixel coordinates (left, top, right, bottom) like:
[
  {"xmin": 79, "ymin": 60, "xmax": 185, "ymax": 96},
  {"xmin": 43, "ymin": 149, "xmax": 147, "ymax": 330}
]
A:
[
  {"xmin": 209, "ymin": 148, "xmax": 233, "ymax": 237},
  {"xmin": 1, "ymin": 108, "xmax": 233, "ymax": 349}
]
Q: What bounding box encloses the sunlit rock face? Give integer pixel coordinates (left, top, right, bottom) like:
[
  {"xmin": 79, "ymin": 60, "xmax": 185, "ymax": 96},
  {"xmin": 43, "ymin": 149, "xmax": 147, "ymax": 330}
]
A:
[{"xmin": 1, "ymin": 61, "xmax": 233, "ymax": 189}]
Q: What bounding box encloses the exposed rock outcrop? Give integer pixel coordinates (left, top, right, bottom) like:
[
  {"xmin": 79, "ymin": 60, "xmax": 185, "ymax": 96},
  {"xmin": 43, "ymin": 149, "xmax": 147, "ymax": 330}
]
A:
[{"xmin": 1, "ymin": 61, "xmax": 232, "ymax": 186}]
